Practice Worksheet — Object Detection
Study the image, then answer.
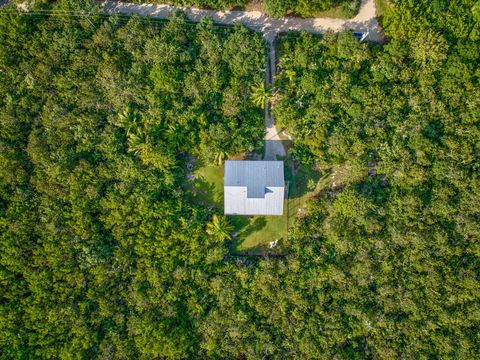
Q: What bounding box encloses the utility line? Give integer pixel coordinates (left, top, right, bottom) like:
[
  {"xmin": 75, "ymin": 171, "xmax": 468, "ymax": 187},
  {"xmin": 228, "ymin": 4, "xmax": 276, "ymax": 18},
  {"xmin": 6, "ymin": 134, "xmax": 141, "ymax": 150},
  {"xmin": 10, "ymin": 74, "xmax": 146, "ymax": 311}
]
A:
[{"xmin": 0, "ymin": 7, "xmax": 235, "ymax": 33}]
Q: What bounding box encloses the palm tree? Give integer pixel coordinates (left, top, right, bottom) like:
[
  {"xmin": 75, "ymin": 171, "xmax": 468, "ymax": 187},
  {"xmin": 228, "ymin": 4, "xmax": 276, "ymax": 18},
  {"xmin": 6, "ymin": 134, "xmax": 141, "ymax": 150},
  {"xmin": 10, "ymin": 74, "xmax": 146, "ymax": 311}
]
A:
[
  {"xmin": 127, "ymin": 127, "xmax": 150, "ymax": 156},
  {"xmin": 112, "ymin": 106, "xmax": 140, "ymax": 135},
  {"xmin": 206, "ymin": 214, "xmax": 233, "ymax": 241},
  {"xmin": 251, "ymin": 82, "xmax": 272, "ymax": 109},
  {"xmin": 214, "ymin": 149, "xmax": 229, "ymax": 166}
]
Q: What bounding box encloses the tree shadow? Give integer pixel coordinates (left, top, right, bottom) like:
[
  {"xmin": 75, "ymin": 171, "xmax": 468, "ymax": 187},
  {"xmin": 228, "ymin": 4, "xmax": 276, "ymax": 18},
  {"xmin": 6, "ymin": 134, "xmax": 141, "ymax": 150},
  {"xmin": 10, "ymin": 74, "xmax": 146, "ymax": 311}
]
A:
[
  {"xmin": 232, "ymin": 242, "xmax": 286, "ymax": 257},
  {"xmin": 286, "ymin": 165, "xmax": 322, "ymax": 200},
  {"xmin": 241, "ymin": 217, "xmax": 267, "ymax": 238},
  {"xmin": 229, "ymin": 216, "xmax": 268, "ymax": 251},
  {"xmin": 228, "ymin": 214, "xmax": 249, "ymax": 227},
  {"xmin": 230, "ymin": 228, "xmax": 287, "ymax": 256},
  {"xmin": 264, "ymin": 139, "xmax": 287, "ymax": 160},
  {"xmin": 188, "ymin": 176, "xmax": 219, "ymax": 207}
]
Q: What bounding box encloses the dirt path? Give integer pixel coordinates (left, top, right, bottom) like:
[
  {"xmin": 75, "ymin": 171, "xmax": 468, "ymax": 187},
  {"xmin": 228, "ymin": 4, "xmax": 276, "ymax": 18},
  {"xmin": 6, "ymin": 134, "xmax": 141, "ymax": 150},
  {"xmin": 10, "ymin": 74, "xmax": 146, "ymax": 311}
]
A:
[
  {"xmin": 264, "ymin": 41, "xmax": 286, "ymax": 160},
  {"xmin": 102, "ymin": 0, "xmax": 382, "ymax": 42}
]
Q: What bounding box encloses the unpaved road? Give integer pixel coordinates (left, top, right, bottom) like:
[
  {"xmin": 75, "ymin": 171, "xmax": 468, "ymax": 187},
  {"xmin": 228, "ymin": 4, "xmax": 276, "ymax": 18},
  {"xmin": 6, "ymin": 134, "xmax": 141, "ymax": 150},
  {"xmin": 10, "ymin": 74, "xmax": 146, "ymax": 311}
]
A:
[
  {"xmin": 264, "ymin": 43, "xmax": 286, "ymax": 160},
  {"xmin": 102, "ymin": 0, "xmax": 383, "ymax": 43}
]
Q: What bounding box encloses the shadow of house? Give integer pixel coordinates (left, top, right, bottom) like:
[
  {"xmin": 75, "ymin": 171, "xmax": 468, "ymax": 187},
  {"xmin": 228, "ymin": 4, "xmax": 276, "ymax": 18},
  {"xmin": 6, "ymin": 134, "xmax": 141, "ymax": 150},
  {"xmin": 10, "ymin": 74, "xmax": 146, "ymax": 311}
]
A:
[
  {"xmin": 264, "ymin": 139, "xmax": 287, "ymax": 160},
  {"xmin": 240, "ymin": 216, "xmax": 267, "ymax": 238}
]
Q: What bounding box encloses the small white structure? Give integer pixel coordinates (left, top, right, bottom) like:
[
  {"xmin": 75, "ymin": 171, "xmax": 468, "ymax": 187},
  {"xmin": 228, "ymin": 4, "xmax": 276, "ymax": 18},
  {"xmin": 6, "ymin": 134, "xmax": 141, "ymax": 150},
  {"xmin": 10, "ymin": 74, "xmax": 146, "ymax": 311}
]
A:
[
  {"xmin": 224, "ymin": 160, "xmax": 284, "ymax": 216},
  {"xmin": 269, "ymin": 240, "xmax": 279, "ymax": 248}
]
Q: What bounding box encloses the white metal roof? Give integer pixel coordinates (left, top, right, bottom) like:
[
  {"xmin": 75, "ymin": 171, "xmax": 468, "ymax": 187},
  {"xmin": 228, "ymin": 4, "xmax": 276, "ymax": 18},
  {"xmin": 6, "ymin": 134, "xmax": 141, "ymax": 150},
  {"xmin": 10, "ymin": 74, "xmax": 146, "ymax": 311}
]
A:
[{"xmin": 224, "ymin": 161, "xmax": 284, "ymax": 215}]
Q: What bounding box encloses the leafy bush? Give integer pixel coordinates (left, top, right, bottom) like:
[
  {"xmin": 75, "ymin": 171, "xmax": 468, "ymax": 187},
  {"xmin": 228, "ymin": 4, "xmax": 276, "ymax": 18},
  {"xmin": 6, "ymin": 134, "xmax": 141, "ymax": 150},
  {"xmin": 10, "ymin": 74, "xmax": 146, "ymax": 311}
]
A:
[{"xmin": 340, "ymin": 0, "xmax": 360, "ymax": 18}]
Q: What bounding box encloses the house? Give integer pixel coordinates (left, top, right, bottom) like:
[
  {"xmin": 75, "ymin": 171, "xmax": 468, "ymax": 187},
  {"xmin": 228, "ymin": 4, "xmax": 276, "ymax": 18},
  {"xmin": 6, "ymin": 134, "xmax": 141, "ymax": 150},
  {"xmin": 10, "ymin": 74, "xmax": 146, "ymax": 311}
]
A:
[{"xmin": 224, "ymin": 160, "xmax": 284, "ymax": 216}]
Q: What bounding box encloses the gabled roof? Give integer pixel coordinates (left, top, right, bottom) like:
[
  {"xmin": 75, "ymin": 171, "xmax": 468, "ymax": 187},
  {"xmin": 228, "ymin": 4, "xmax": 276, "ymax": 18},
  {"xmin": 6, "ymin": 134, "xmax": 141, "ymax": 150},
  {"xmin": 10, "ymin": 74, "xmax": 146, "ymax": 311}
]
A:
[
  {"xmin": 224, "ymin": 160, "xmax": 284, "ymax": 216},
  {"xmin": 225, "ymin": 160, "xmax": 284, "ymax": 197}
]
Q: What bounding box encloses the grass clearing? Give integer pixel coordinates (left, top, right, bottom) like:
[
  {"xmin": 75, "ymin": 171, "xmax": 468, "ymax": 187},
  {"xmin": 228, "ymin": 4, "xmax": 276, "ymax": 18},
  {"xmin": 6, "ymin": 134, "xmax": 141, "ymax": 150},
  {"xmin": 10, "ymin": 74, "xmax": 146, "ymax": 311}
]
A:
[
  {"xmin": 186, "ymin": 160, "xmax": 324, "ymax": 254},
  {"xmin": 229, "ymin": 211, "xmax": 287, "ymax": 253},
  {"xmin": 187, "ymin": 163, "xmax": 224, "ymax": 207}
]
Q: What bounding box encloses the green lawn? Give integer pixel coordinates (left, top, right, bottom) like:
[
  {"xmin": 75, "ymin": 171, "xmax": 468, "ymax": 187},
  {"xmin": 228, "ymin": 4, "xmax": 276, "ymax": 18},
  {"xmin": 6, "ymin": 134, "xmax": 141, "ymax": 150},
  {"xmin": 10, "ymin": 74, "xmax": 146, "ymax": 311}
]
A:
[
  {"xmin": 186, "ymin": 161, "xmax": 323, "ymax": 254},
  {"xmin": 188, "ymin": 164, "xmax": 224, "ymax": 207},
  {"xmin": 229, "ymin": 210, "xmax": 288, "ymax": 254}
]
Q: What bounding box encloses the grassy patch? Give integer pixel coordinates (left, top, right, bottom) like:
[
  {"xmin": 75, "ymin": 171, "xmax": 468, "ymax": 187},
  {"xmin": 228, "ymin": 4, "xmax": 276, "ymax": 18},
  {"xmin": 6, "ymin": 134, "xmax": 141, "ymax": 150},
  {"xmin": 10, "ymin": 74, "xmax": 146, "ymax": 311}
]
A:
[
  {"xmin": 187, "ymin": 163, "xmax": 224, "ymax": 208},
  {"xmin": 230, "ymin": 162, "xmax": 323, "ymax": 254},
  {"xmin": 186, "ymin": 160, "xmax": 324, "ymax": 254},
  {"xmin": 229, "ymin": 210, "xmax": 288, "ymax": 254},
  {"xmin": 285, "ymin": 163, "xmax": 325, "ymax": 221}
]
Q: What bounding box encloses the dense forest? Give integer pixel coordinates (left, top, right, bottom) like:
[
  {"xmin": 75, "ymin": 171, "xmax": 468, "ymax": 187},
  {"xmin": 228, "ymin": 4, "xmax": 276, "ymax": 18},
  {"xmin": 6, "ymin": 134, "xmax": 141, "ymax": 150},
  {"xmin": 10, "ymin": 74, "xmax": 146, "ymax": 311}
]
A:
[
  {"xmin": 382, "ymin": 0, "xmax": 480, "ymax": 42},
  {"xmin": 271, "ymin": 0, "xmax": 480, "ymax": 357},
  {"xmin": 1, "ymin": 0, "xmax": 480, "ymax": 359},
  {"xmin": 0, "ymin": 1, "xmax": 265, "ymax": 357}
]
